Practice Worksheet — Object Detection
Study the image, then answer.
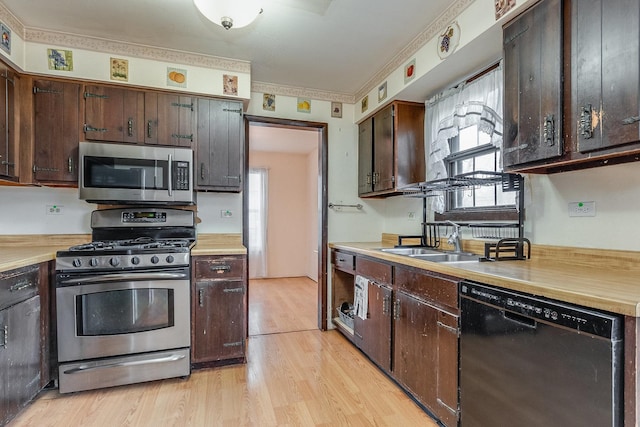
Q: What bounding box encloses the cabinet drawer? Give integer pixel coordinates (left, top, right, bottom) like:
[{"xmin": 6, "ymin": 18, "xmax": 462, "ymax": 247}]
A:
[
  {"xmin": 332, "ymin": 251, "xmax": 355, "ymax": 272},
  {"xmin": 356, "ymin": 257, "xmax": 392, "ymax": 285},
  {"xmin": 395, "ymin": 266, "xmax": 458, "ymax": 310},
  {"xmin": 194, "ymin": 256, "xmax": 246, "ymax": 280},
  {"xmin": 0, "ymin": 265, "xmax": 40, "ymax": 311}
]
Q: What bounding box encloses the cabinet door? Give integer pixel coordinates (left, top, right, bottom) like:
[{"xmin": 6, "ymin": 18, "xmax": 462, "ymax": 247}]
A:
[
  {"xmin": 393, "ymin": 291, "xmax": 437, "ymax": 407},
  {"xmin": 84, "ymin": 85, "xmax": 143, "ymax": 143},
  {"xmin": 195, "ymin": 98, "xmax": 243, "ymax": 191},
  {"xmin": 575, "ymin": 0, "xmax": 640, "ymax": 153},
  {"xmin": 0, "ymin": 296, "xmax": 41, "ymax": 426},
  {"xmin": 353, "ymin": 282, "xmax": 391, "ymax": 372},
  {"xmin": 145, "ymin": 93, "xmax": 195, "ymax": 147},
  {"xmin": 435, "ymin": 310, "xmax": 459, "ymax": 427},
  {"xmin": 33, "ymin": 80, "xmax": 80, "ymax": 183},
  {"xmin": 503, "ymin": 0, "xmax": 563, "ymax": 168},
  {"xmin": 0, "ymin": 66, "xmax": 15, "ymax": 179},
  {"xmin": 373, "ymin": 105, "xmax": 394, "ymax": 192},
  {"xmin": 357, "ymin": 118, "xmax": 373, "ymax": 195},
  {"xmin": 192, "ymin": 280, "xmax": 245, "ymax": 364}
]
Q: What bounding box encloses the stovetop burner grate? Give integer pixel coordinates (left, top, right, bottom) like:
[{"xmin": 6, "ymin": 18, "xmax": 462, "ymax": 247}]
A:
[{"xmin": 69, "ymin": 238, "xmax": 192, "ymax": 252}]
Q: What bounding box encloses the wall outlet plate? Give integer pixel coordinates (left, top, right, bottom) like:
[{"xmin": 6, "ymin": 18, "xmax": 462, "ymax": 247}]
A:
[
  {"xmin": 568, "ymin": 201, "xmax": 596, "ymax": 217},
  {"xmin": 220, "ymin": 209, "xmax": 233, "ymax": 218},
  {"xmin": 46, "ymin": 205, "xmax": 64, "ymax": 215}
]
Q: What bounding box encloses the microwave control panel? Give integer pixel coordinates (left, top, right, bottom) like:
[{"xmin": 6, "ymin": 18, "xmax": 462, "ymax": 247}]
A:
[{"xmin": 173, "ymin": 161, "xmax": 190, "ymax": 190}]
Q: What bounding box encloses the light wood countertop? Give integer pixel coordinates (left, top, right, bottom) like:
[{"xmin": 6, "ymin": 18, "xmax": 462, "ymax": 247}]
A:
[{"xmin": 331, "ymin": 241, "xmax": 640, "ymax": 317}]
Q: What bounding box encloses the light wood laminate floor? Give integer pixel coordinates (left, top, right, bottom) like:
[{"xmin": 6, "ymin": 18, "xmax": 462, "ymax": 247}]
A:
[{"xmin": 9, "ymin": 277, "xmax": 437, "ymax": 427}]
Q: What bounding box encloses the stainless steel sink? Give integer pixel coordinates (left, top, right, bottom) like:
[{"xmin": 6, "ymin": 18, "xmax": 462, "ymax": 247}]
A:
[
  {"xmin": 409, "ymin": 253, "xmax": 479, "ymax": 263},
  {"xmin": 378, "ymin": 247, "xmax": 442, "ymax": 255}
]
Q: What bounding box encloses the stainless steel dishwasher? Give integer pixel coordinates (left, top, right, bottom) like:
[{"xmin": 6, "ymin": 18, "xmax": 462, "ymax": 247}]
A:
[{"xmin": 459, "ymin": 281, "xmax": 623, "ymax": 427}]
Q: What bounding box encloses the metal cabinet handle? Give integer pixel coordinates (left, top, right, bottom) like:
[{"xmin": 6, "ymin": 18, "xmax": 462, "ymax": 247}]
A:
[
  {"xmin": 222, "ymin": 341, "xmax": 243, "ymax": 348},
  {"xmin": 543, "ymin": 114, "xmax": 555, "ymax": 146},
  {"xmin": 579, "ymin": 104, "xmax": 593, "ymax": 139},
  {"xmin": 366, "ymin": 173, "xmax": 371, "ymax": 185},
  {"xmin": 200, "ymin": 163, "xmax": 205, "ymax": 180},
  {"xmin": 68, "ymin": 157, "xmax": 73, "ymax": 173},
  {"xmin": 437, "ymin": 320, "xmax": 459, "ymax": 335},
  {"xmin": 33, "ymin": 165, "xmax": 59, "ymax": 173},
  {"xmin": 147, "ymin": 120, "xmax": 153, "ymax": 138},
  {"xmin": 223, "ymin": 287, "xmax": 244, "ymax": 293},
  {"xmin": 171, "ymin": 102, "xmax": 194, "ymax": 111},
  {"xmin": 171, "ymin": 133, "xmax": 193, "ymax": 142},
  {"xmin": 210, "ymin": 264, "xmax": 232, "ymax": 273},
  {"xmin": 9, "ymin": 279, "xmax": 35, "ymax": 292},
  {"xmin": 0, "ymin": 325, "xmax": 7, "ymax": 348},
  {"xmin": 127, "ymin": 118, "xmax": 133, "ymax": 136},
  {"xmin": 199, "ymin": 288, "xmax": 204, "ymax": 308},
  {"xmin": 382, "ymin": 295, "xmax": 390, "ymax": 316},
  {"xmin": 84, "ymin": 92, "xmax": 109, "ymax": 99},
  {"xmin": 622, "ymin": 116, "xmax": 640, "ymax": 125},
  {"xmin": 84, "ymin": 124, "xmax": 108, "ymax": 133},
  {"xmin": 436, "ymin": 398, "xmax": 458, "ymax": 415},
  {"xmin": 393, "ymin": 299, "xmax": 401, "ymax": 320}
]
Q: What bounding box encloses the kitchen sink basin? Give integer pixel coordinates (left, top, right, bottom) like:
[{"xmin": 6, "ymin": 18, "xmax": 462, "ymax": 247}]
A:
[
  {"xmin": 378, "ymin": 247, "xmax": 442, "ymax": 255},
  {"xmin": 409, "ymin": 253, "xmax": 479, "ymax": 263}
]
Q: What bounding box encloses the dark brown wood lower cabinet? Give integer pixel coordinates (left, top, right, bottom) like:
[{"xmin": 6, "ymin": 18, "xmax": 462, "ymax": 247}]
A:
[
  {"xmin": 191, "ymin": 255, "xmax": 247, "ymax": 367},
  {"xmin": 393, "ymin": 291, "xmax": 459, "ymax": 427},
  {"xmin": 353, "ymin": 282, "xmax": 391, "ymax": 372}
]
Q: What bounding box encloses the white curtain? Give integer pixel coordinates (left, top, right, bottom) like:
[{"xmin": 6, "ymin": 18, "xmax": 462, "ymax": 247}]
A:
[
  {"xmin": 248, "ymin": 168, "xmax": 268, "ymax": 278},
  {"xmin": 425, "ymin": 64, "xmax": 503, "ymax": 213}
]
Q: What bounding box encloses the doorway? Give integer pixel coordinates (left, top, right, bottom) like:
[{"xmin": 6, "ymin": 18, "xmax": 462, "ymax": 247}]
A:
[{"xmin": 243, "ymin": 116, "xmax": 328, "ymax": 332}]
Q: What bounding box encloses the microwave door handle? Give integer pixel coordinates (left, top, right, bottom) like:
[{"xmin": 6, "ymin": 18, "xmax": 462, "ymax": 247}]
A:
[{"xmin": 168, "ymin": 154, "xmax": 173, "ymax": 196}]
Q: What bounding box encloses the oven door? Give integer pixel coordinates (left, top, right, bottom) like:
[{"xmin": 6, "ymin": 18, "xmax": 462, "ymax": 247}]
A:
[
  {"xmin": 78, "ymin": 141, "xmax": 194, "ymax": 204},
  {"xmin": 56, "ymin": 269, "xmax": 190, "ymax": 362}
]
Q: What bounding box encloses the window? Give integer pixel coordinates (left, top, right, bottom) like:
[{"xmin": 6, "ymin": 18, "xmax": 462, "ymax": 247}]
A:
[{"xmin": 445, "ymin": 125, "xmax": 516, "ymax": 213}]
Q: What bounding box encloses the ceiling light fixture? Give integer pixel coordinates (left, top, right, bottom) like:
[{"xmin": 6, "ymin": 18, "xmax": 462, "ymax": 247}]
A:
[{"xmin": 193, "ymin": 0, "xmax": 263, "ymax": 30}]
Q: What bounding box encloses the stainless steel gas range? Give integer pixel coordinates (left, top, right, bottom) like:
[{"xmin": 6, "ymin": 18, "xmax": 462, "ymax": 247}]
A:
[{"xmin": 55, "ymin": 208, "xmax": 195, "ymax": 394}]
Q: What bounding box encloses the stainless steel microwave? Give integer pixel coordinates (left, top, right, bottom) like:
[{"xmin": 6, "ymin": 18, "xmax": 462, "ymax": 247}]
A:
[{"xmin": 79, "ymin": 142, "xmax": 195, "ymax": 205}]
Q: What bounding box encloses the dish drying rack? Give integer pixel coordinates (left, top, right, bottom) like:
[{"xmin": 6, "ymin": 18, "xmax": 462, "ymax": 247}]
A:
[{"xmin": 399, "ymin": 171, "xmax": 530, "ymax": 261}]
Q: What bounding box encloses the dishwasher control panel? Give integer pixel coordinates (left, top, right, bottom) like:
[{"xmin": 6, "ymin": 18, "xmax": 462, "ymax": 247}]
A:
[{"xmin": 460, "ymin": 281, "xmax": 622, "ymax": 339}]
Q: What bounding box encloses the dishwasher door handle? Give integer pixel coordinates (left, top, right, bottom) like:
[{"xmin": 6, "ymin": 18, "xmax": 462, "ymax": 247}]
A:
[{"xmin": 503, "ymin": 310, "xmax": 537, "ymax": 329}]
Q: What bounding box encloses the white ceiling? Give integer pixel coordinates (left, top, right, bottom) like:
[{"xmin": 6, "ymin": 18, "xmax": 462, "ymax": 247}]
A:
[{"xmin": 1, "ymin": 0, "xmax": 457, "ymax": 97}]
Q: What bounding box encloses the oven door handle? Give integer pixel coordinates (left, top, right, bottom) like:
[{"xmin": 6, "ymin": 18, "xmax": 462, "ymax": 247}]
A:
[
  {"xmin": 62, "ymin": 353, "xmax": 186, "ymax": 375},
  {"xmin": 59, "ymin": 272, "xmax": 189, "ymax": 285}
]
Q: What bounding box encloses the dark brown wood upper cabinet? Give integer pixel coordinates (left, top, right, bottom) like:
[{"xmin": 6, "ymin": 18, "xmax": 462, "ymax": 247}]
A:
[
  {"xmin": 195, "ymin": 98, "xmax": 243, "ymax": 192},
  {"xmin": 503, "ymin": 0, "xmax": 563, "ymax": 169},
  {"xmin": 505, "ymin": 0, "xmax": 640, "ymax": 173},
  {"xmin": 83, "ymin": 85, "xmax": 144, "ymax": 144},
  {"xmin": 0, "ymin": 64, "xmax": 15, "ymax": 180},
  {"xmin": 33, "ymin": 79, "xmax": 80, "ymax": 184},
  {"xmin": 145, "ymin": 92, "xmax": 195, "ymax": 148},
  {"xmin": 574, "ymin": 0, "xmax": 640, "ymax": 153},
  {"xmin": 358, "ymin": 101, "xmax": 425, "ymax": 197}
]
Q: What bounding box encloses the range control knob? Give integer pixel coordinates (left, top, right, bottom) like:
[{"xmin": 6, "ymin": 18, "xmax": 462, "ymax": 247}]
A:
[
  {"xmin": 151, "ymin": 255, "xmax": 160, "ymax": 264},
  {"xmin": 166, "ymin": 255, "xmax": 175, "ymax": 264},
  {"xmin": 131, "ymin": 256, "xmax": 140, "ymax": 265},
  {"xmin": 89, "ymin": 258, "xmax": 99, "ymax": 267},
  {"xmin": 72, "ymin": 258, "xmax": 82, "ymax": 268},
  {"xmin": 109, "ymin": 257, "xmax": 120, "ymax": 267}
]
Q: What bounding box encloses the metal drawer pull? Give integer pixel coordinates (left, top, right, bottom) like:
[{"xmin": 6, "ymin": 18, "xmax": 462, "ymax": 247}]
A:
[
  {"xmin": 0, "ymin": 325, "xmax": 7, "ymax": 348},
  {"xmin": 222, "ymin": 341, "xmax": 243, "ymax": 347},
  {"xmin": 622, "ymin": 116, "xmax": 640, "ymax": 125},
  {"xmin": 84, "ymin": 92, "xmax": 109, "ymax": 99},
  {"xmin": 68, "ymin": 157, "xmax": 73, "ymax": 173},
  {"xmin": 127, "ymin": 118, "xmax": 133, "ymax": 136},
  {"xmin": 210, "ymin": 265, "xmax": 232, "ymax": 272},
  {"xmin": 436, "ymin": 398, "xmax": 458, "ymax": 415},
  {"xmin": 199, "ymin": 288, "xmax": 204, "ymax": 307},
  {"xmin": 223, "ymin": 287, "xmax": 244, "ymax": 293},
  {"xmin": 9, "ymin": 279, "xmax": 35, "ymax": 292},
  {"xmin": 171, "ymin": 133, "xmax": 193, "ymax": 141},
  {"xmin": 84, "ymin": 124, "xmax": 108, "ymax": 133},
  {"xmin": 437, "ymin": 320, "xmax": 458, "ymax": 335},
  {"xmin": 63, "ymin": 354, "xmax": 185, "ymax": 374}
]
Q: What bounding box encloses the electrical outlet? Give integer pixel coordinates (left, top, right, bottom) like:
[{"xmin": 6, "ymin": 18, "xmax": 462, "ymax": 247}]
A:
[
  {"xmin": 220, "ymin": 209, "xmax": 233, "ymax": 218},
  {"xmin": 408, "ymin": 211, "xmax": 417, "ymax": 221},
  {"xmin": 568, "ymin": 201, "xmax": 596, "ymax": 217},
  {"xmin": 46, "ymin": 205, "xmax": 64, "ymax": 215}
]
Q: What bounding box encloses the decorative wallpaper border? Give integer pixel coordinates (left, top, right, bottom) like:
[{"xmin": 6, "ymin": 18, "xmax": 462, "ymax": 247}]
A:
[
  {"xmin": 252, "ymin": 81, "xmax": 355, "ymax": 104},
  {"xmin": 0, "ymin": 3, "xmax": 24, "ymax": 39}
]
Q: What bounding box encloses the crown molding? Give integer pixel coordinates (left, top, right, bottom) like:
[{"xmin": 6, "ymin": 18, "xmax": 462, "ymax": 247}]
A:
[
  {"xmin": 354, "ymin": 0, "xmax": 475, "ymax": 102},
  {"xmin": 251, "ymin": 81, "xmax": 355, "ymax": 104},
  {"xmin": 0, "ymin": 3, "xmax": 25, "ymax": 38},
  {"xmin": 24, "ymin": 28, "xmax": 251, "ymax": 74}
]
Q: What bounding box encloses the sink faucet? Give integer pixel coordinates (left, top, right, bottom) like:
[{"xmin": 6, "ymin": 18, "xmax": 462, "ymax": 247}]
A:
[{"xmin": 445, "ymin": 220, "xmax": 463, "ymax": 253}]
